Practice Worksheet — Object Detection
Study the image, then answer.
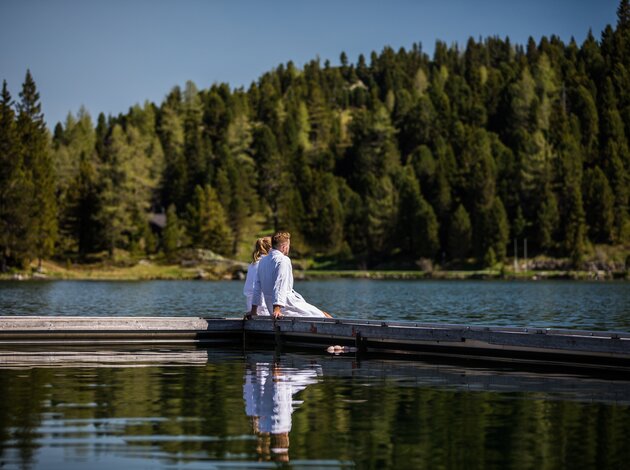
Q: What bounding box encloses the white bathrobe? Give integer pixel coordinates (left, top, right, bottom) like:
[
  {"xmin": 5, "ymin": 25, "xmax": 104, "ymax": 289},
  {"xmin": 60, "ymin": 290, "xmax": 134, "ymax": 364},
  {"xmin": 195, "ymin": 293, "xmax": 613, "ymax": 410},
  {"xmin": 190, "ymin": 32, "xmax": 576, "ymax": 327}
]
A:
[
  {"xmin": 243, "ymin": 260, "xmax": 270, "ymax": 315},
  {"xmin": 243, "ymin": 359, "xmax": 321, "ymax": 435},
  {"xmin": 252, "ymin": 249, "xmax": 326, "ymax": 317}
]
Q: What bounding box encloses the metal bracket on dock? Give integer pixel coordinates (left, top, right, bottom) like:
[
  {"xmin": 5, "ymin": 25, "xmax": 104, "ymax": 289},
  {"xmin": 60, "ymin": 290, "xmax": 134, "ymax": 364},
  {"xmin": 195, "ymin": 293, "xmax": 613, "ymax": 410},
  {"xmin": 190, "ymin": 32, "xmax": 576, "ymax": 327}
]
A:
[{"xmin": 355, "ymin": 332, "xmax": 367, "ymax": 354}]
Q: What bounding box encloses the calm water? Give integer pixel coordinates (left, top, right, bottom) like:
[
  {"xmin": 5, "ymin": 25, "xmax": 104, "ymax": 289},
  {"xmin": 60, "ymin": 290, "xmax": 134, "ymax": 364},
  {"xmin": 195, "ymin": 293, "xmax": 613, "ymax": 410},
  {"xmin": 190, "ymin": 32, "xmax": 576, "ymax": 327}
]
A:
[
  {"xmin": 1, "ymin": 347, "xmax": 630, "ymax": 469},
  {"xmin": 1, "ymin": 280, "xmax": 629, "ymax": 468},
  {"xmin": 0, "ymin": 279, "xmax": 629, "ymax": 330}
]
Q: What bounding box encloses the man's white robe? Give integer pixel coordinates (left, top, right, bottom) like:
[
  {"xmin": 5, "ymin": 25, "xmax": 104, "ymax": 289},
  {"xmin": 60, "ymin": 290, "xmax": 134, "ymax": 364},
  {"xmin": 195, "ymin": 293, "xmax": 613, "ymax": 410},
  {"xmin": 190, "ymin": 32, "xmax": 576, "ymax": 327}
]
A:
[{"xmin": 252, "ymin": 249, "xmax": 326, "ymax": 317}]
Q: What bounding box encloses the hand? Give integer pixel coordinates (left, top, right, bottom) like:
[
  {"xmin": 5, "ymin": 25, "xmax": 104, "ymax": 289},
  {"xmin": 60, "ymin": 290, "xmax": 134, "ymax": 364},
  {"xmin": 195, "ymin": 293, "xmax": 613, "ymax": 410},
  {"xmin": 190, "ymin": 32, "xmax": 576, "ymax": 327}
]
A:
[
  {"xmin": 245, "ymin": 306, "xmax": 258, "ymax": 320},
  {"xmin": 272, "ymin": 305, "xmax": 283, "ymax": 319}
]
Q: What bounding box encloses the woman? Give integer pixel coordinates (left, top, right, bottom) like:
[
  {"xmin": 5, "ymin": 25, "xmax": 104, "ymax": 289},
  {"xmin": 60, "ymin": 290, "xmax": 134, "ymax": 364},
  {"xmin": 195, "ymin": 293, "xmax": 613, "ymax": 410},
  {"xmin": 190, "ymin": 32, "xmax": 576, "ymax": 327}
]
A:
[{"xmin": 243, "ymin": 237, "xmax": 272, "ymax": 315}]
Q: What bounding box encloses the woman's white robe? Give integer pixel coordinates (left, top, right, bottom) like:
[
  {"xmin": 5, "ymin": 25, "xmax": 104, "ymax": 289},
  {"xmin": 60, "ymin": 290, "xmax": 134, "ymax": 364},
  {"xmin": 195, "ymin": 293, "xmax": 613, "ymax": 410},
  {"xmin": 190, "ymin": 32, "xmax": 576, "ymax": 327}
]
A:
[{"xmin": 243, "ymin": 260, "xmax": 269, "ymax": 315}]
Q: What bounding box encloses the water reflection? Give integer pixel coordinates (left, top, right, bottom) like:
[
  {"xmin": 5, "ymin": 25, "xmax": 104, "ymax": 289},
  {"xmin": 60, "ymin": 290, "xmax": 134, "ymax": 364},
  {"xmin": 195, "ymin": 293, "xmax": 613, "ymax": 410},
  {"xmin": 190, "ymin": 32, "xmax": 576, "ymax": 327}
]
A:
[
  {"xmin": 243, "ymin": 354, "xmax": 321, "ymax": 462},
  {"xmin": 1, "ymin": 348, "xmax": 630, "ymax": 468}
]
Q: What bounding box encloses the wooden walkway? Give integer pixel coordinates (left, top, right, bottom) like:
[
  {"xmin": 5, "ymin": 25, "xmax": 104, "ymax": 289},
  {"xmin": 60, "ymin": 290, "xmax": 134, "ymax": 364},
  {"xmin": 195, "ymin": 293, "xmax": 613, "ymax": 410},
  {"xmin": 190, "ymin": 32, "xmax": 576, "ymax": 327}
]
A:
[{"xmin": 1, "ymin": 316, "xmax": 629, "ymax": 370}]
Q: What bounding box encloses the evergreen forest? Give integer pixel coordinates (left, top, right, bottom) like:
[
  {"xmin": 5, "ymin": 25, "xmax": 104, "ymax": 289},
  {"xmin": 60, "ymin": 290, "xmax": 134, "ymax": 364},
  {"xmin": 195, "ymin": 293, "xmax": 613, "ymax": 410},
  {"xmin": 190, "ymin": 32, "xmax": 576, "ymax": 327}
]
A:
[{"xmin": 1, "ymin": 1, "xmax": 629, "ymax": 270}]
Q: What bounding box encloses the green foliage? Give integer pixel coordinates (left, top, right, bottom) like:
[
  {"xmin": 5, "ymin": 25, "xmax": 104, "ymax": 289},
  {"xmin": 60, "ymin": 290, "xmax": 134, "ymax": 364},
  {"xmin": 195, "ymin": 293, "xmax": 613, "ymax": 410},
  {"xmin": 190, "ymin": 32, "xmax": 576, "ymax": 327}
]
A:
[
  {"xmin": 163, "ymin": 204, "xmax": 187, "ymax": 258},
  {"xmin": 483, "ymin": 246, "xmax": 497, "ymax": 268},
  {"xmin": 398, "ymin": 165, "xmax": 440, "ymax": 259},
  {"xmin": 583, "ymin": 166, "xmax": 615, "ymax": 242},
  {"xmin": 537, "ymin": 185, "xmax": 560, "ymax": 251},
  {"xmin": 0, "ymin": 80, "xmax": 31, "ymax": 269},
  {"xmin": 448, "ymin": 204, "xmax": 472, "ymax": 260},
  {"xmin": 186, "ymin": 185, "xmax": 232, "ymax": 256},
  {"xmin": 17, "ymin": 70, "xmax": 57, "ymax": 267},
  {"xmin": 1, "ymin": 2, "xmax": 629, "ymax": 268}
]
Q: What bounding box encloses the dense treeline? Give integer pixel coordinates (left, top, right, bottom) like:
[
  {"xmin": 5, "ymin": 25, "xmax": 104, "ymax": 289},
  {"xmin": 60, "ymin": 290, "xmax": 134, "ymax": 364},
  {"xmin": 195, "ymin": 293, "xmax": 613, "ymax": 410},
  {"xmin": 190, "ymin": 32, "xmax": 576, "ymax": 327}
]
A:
[{"xmin": 1, "ymin": 1, "xmax": 629, "ymax": 269}]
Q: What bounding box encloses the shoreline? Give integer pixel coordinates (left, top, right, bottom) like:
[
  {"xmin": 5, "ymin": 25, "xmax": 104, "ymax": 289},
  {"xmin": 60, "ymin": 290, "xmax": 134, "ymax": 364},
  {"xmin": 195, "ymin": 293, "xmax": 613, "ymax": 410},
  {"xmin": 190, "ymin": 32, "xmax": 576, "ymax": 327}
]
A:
[{"xmin": 0, "ymin": 262, "xmax": 627, "ymax": 282}]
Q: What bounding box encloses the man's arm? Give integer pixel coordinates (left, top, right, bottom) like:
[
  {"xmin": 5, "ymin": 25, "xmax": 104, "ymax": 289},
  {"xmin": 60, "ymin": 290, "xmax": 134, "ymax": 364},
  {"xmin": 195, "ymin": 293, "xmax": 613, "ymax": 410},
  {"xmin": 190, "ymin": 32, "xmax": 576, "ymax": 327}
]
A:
[{"xmin": 271, "ymin": 258, "xmax": 291, "ymax": 319}]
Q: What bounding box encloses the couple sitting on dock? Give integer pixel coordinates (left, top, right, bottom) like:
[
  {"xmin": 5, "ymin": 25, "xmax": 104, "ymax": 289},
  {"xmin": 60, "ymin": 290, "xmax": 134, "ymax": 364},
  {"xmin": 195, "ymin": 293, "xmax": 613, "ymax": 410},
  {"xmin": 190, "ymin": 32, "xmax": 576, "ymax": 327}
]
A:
[{"xmin": 243, "ymin": 231, "xmax": 332, "ymax": 319}]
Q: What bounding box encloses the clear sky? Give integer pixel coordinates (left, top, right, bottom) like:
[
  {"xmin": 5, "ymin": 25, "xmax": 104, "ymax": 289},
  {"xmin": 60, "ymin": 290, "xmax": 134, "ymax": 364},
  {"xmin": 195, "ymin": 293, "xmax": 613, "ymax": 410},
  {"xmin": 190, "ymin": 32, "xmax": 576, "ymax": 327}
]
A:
[{"xmin": 0, "ymin": 0, "xmax": 620, "ymax": 128}]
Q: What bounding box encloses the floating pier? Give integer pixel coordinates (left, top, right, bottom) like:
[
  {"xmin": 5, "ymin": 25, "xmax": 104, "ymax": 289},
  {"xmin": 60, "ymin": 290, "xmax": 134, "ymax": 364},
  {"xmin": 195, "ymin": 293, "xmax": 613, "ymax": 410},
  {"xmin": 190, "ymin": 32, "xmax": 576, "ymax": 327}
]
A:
[{"xmin": 1, "ymin": 316, "xmax": 629, "ymax": 370}]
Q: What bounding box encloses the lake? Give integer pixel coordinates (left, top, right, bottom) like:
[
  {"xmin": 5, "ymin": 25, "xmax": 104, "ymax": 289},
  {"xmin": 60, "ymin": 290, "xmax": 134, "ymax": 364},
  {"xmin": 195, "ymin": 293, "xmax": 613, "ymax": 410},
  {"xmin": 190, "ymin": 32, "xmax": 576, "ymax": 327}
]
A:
[
  {"xmin": 1, "ymin": 279, "xmax": 629, "ymax": 468},
  {"xmin": 1, "ymin": 347, "xmax": 630, "ymax": 469},
  {"xmin": 0, "ymin": 279, "xmax": 629, "ymax": 330}
]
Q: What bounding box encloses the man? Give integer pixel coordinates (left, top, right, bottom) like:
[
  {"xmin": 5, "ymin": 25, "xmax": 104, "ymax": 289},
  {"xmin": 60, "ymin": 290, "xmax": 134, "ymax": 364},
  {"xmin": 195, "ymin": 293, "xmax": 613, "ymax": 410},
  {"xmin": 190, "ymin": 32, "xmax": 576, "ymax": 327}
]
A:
[{"xmin": 249, "ymin": 231, "xmax": 332, "ymax": 319}]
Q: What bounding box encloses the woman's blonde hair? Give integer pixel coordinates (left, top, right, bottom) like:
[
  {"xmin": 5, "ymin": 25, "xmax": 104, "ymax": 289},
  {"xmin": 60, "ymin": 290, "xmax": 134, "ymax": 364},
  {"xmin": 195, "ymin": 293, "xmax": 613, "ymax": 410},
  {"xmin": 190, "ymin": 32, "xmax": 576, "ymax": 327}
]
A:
[{"xmin": 252, "ymin": 237, "xmax": 272, "ymax": 263}]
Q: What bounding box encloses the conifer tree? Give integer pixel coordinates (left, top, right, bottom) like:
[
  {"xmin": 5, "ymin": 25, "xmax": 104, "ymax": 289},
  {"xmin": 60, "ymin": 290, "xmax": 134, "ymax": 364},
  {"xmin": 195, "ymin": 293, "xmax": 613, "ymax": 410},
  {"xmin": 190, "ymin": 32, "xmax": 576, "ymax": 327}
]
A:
[
  {"xmin": 17, "ymin": 70, "xmax": 57, "ymax": 268},
  {"xmin": 186, "ymin": 185, "xmax": 232, "ymax": 256},
  {"xmin": 448, "ymin": 204, "xmax": 472, "ymax": 261},
  {"xmin": 163, "ymin": 204, "xmax": 187, "ymax": 259},
  {"xmin": 536, "ymin": 184, "xmax": 560, "ymax": 252},
  {"xmin": 0, "ymin": 81, "xmax": 31, "ymax": 269},
  {"xmin": 97, "ymin": 124, "xmax": 132, "ymax": 256},
  {"xmin": 583, "ymin": 166, "xmax": 615, "ymax": 243},
  {"xmin": 64, "ymin": 152, "xmax": 101, "ymax": 257},
  {"xmin": 398, "ymin": 165, "xmax": 439, "ymax": 259},
  {"xmin": 563, "ymin": 182, "xmax": 587, "ymax": 265},
  {"xmin": 160, "ymin": 96, "xmax": 188, "ymax": 211},
  {"xmin": 252, "ymin": 124, "xmax": 286, "ymax": 231}
]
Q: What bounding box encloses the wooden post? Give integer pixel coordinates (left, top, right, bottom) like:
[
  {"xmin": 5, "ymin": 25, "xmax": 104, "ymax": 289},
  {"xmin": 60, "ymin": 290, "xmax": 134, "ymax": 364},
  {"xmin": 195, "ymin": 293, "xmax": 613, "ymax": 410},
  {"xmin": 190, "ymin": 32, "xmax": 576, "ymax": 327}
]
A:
[
  {"xmin": 274, "ymin": 320, "xmax": 283, "ymax": 354},
  {"xmin": 514, "ymin": 238, "xmax": 518, "ymax": 274}
]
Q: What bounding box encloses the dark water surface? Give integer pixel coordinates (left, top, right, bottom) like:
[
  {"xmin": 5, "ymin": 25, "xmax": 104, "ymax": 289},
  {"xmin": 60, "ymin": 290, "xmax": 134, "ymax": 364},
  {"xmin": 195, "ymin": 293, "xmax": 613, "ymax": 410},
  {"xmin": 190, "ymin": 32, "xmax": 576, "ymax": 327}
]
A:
[
  {"xmin": 1, "ymin": 348, "xmax": 630, "ymax": 469},
  {"xmin": 1, "ymin": 279, "xmax": 629, "ymax": 330},
  {"xmin": 1, "ymin": 280, "xmax": 629, "ymax": 468}
]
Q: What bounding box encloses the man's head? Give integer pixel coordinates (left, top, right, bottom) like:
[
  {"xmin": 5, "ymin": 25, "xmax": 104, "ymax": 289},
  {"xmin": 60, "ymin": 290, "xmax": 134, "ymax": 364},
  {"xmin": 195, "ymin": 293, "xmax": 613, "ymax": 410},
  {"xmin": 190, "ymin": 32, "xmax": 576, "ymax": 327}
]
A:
[{"xmin": 272, "ymin": 231, "xmax": 291, "ymax": 255}]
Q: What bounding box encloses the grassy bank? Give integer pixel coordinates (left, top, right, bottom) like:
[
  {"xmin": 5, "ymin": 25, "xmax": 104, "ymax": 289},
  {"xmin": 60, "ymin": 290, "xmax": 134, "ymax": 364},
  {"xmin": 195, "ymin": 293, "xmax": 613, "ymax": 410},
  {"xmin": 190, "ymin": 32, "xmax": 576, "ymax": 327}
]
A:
[
  {"xmin": 1, "ymin": 243, "xmax": 628, "ymax": 282},
  {"xmin": 302, "ymin": 269, "xmax": 628, "ymax": 281},
  {"xmin": 2, "ymin": 259, "xmax": 627, "ymax": 281},
  {"xmin": 0, "ymin": 257, "xmax": 245, "ymax": 281}
]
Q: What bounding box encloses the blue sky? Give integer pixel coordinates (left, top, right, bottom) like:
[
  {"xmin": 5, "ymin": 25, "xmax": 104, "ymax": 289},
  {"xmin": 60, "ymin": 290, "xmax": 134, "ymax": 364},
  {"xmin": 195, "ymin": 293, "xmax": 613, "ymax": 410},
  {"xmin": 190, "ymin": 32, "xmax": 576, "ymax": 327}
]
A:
[{"xmin": 0, "ymin": 0, "xmax": 620, "ymax": 128}]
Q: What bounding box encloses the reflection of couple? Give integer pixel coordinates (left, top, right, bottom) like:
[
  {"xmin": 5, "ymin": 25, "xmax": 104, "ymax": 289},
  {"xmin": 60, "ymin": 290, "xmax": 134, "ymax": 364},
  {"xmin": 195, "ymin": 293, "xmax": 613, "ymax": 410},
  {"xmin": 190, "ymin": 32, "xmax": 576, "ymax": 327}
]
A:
[
  {"xmin": 243, "ymin": 356, "xmax": 321, "ymax": 462},
  {"xmin": 243, "ymin": 231, "xmax": 332, "ymax": 319}
]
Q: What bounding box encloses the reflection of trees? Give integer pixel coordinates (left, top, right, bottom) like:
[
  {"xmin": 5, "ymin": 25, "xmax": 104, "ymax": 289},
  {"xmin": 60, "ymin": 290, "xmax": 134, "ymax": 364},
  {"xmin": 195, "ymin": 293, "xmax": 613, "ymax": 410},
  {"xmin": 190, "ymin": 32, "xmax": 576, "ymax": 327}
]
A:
[
  {"xmin": 0, "ymin": 361, "xmax": 628, "ymax": 468},
  {"xmin": 0, "ymin": 369, "xmax": 51, "ymax": 469}
]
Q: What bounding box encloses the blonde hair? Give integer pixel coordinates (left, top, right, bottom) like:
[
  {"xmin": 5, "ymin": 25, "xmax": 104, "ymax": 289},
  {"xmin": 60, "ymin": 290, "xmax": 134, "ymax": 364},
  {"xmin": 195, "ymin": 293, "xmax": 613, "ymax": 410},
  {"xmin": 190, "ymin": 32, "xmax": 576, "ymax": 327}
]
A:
[
  {"xmin": 271, "ymin": 231, "xmax": 291, "ymax": 249},
  {"xmin": 252, "ymin": 237, "xmax": 272, "ymax": 263}
]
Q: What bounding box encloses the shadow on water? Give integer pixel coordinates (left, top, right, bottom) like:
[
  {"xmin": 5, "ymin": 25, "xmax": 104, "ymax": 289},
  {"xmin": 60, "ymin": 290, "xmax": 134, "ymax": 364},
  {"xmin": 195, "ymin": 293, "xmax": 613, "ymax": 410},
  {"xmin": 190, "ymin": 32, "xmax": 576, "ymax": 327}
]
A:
[{"xmin": 1, "ymin": 346, "xmax": 630, "ymax": 468}]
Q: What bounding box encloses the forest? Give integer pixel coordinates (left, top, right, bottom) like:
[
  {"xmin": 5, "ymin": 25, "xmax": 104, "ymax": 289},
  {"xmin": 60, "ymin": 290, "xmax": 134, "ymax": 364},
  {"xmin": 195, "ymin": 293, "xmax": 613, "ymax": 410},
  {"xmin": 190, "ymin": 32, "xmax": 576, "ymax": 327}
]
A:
[{"xmin": 1, "ymin": 1, "xmax": 629, "ymax": 270}]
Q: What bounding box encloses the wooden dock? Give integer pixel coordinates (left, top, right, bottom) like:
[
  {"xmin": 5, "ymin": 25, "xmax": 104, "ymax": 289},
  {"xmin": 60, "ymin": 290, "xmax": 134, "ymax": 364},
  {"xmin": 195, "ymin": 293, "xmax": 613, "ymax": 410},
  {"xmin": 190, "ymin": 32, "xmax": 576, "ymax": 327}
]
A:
[{"xmin": 1, "ymin": 316, "xmax": 629, "ymax": 370}]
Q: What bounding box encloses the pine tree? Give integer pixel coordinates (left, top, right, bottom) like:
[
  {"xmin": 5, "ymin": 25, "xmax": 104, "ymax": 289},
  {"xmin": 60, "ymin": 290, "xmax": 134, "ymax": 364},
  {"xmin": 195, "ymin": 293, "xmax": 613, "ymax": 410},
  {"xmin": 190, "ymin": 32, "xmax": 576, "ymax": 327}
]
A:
[
  {"xmin": 64, "ymin": 152, "xmax": 101, "ymax": 257},
  {"xmin": 537, "ymin": 184, "xmax": 560, "ymax": 252},
  {"xmin": 485, "ymin": 196, "xmax": 510, "ymax": 262},
  {"xmin": 182, "ymin": 81, "xmax": 210, "ymax": 195},
  {"xmin": 252, "ymin": 124, "xmax": 286, "ymax": 231},
  {"xmin": 0, "ymin": 81, "xmax": 31, "ymax": 269},
  {"xmin": 17, "ymin": 70, "xmax": 57, "ymax": 268},
  {"xmin": 186, "ymin": 185, "xmax": 232, "ymax": 256},
  {"xmin": 162, "ymin": 204, "xmax": 187, "ymax": 259},
  {"xmin": 583, "ymin": 166, "xmax": 615, "ymax": 243},
  {"xmin": 159, "ymin": 96, "xmax": 188, "ymax": 211},
  {"xmin": 397, "ymin": 165, "xmax": 439, "ymax": 259},
  {"xmin": 97, "ymin": 124, "xmax": 132, "ymax": 256},
  {"xmin": 448, "ymin": 204, "xmax": 472, "ymax": 261},
  {"xmin": 54, "ymin": 108, "xmax": 97, "ymax": 256}
]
